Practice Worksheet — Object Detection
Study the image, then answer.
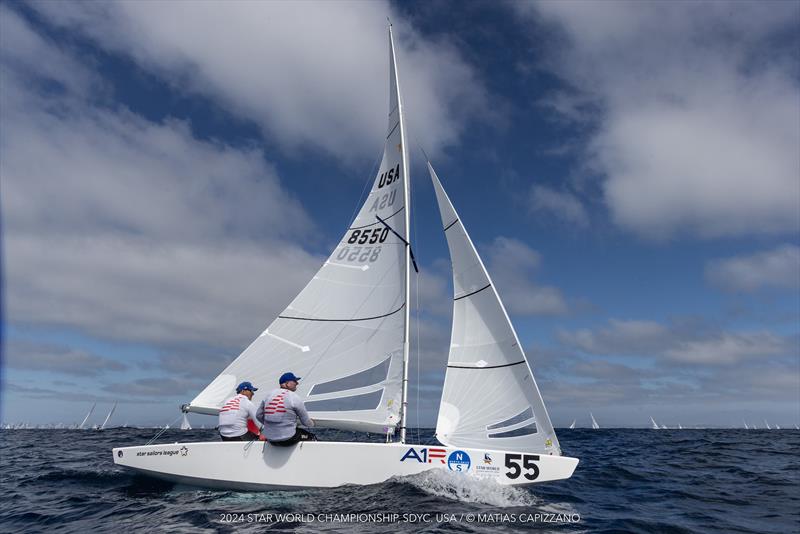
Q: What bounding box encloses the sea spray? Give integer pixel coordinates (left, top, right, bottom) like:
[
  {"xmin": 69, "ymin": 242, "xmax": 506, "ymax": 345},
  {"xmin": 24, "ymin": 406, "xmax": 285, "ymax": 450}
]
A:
[{"xmin": 396, "ymin": 469, "xmax": 536, "ymax": 507}]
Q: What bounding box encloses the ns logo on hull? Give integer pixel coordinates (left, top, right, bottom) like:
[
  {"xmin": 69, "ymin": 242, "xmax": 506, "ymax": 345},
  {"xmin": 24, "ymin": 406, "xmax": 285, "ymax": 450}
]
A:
[{"xmin": 401, "ymin": 447, "xmax": 471, "ymax": 472}]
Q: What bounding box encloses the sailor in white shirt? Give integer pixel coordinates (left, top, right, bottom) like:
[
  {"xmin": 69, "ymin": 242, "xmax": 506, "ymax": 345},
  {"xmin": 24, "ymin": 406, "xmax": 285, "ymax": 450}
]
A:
[
  {"xmin": 257, "ymin": 372, "xmax": 316, "ymax": 446},
  {"xmin": 218, "ymin": 381, "xmax": 260, "ymax": 441}
]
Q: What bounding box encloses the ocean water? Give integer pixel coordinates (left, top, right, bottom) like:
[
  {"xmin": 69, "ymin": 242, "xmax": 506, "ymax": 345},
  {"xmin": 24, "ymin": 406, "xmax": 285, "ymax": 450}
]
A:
[{"xmin": 1, "ymin": 427, "xmax": 798, "ymax": 533}]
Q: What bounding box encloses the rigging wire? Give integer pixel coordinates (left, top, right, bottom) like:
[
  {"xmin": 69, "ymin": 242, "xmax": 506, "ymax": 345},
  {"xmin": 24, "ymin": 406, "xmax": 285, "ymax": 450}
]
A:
[
  {"xmin": 405, "ymin": 120, "xmax": 430, "ymax": 445},
  {"xmin": 346, "ymin": 139, "xmax": 388, "ymax": 228},
  {"xmin": 146, "ymin": 413, "xmax": 184, "ymax": 445}
]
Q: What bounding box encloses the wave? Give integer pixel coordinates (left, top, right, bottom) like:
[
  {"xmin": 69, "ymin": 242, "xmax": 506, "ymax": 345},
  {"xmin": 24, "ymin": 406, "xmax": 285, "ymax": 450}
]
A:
[{"xmin": 392, "ymin": 469, "xmax": 536, "ymax": 507}]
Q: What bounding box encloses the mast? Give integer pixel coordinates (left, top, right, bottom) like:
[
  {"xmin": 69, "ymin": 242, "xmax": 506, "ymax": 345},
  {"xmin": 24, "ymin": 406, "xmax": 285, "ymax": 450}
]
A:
[{"xmin": 389, "ymin": 23, "xmax": 411, "ymax": 443}]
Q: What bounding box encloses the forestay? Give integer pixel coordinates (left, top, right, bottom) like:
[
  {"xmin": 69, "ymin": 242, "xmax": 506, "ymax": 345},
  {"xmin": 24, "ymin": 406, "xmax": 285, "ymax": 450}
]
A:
[
  {"xmin": 187, "ymin": 33, "xmax": 409, "ymax": 435},
  {"xmin": 428, "ymin": 163, "xmax": 561, "ymax": 455}
]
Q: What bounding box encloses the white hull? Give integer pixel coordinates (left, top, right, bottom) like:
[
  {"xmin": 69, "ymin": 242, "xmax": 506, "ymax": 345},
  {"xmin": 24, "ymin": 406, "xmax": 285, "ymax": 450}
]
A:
[{"xmin": 113, "ymin": 441, "xmax": 578, "ymax": 491}]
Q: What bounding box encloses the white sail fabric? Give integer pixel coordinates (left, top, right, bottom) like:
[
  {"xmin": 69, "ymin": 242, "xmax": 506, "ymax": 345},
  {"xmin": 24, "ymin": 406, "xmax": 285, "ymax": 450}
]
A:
[
  {"xmin": 101, "ymin": 402, "xmax": 116, "ymax": 430},
  {"xmin": 188, "ymin": 34, "xmax": 408, "ymax": 435},
  {"xmin": 180, "ymin": 413, "xmax": 192, "ymax": 430},
  {"xmin": 79, "ymin": 403, "xmax": 96, "ymax": 429},
  {"xmin": 428, "ymin": 163, "xmax": 561, "ymax": 455},
  {"xmin": 591, "ymin": 413, "xmax": 600, "ymax": 429}
]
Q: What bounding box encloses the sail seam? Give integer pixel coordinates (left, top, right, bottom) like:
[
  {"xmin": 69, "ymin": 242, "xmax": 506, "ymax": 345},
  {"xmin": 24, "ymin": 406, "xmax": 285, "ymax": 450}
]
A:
[
  {"xmin": 447, "ymin": 360, "xmax": 526, "ymax": 370},
  {"xmin": 279, "ymin": 303, "xmax": 405, "ymax": 323},
  {"xmin": 349, "ymin": 206, "xmax": 404, "ymax": 230},
  {"xmin": 453, "ymin": 283, "xmax": 491, "ymax": 301},
  {"xmin": 443, "ymin": 218, "xmax": 459, "ymax": 232},
  {"xmin": 386, "ymin": 121, "xmax": 400, "ymax": 139}
]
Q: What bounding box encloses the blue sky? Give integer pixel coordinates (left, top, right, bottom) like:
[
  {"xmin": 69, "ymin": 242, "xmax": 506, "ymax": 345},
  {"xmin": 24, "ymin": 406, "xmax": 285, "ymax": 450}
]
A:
[{"xmin": 1, "ymin": 1, "xmax": 798, "ymax": 429}]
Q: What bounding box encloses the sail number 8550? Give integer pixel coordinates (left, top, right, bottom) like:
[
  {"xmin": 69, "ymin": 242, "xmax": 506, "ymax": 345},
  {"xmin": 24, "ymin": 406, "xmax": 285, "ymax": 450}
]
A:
[
  {"xmin": 504, "ymin": 454, "xmax": 540, "ymax": 480},
  {"xmin": 347, "ymin": 227, "xmax": 390, "ymax": 245}
]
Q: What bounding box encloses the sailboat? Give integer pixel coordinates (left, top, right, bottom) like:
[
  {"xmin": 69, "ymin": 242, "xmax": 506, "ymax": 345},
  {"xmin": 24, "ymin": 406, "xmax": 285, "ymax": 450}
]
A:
[
  {"xmin": 650, "ymin": 416, "xmax": 659, "ymax": 430},
  {"xmin": 568, "ymin": 420, "xmax": 575, "ymax": 429},
  {"xmin": 97, "ymin": 402, "xmax": 117, "ymax": 431},
  {"xmin": 590, "ymin": 413, "xmax": 600, "ymax": 429},
  {"xmin": 78, "ymin": 403, "xmax": 96, "ymax": 430},
  {"xmin": 112, "ymin": 24, "xmax": 578, "ymax": 490},
  {"xmin": 764, "ymin": 420, "xmax": 771, "ymax": 430},
  {"xmin": 180, "ymin": 413, "xmax": 192, "ymax": 431},
  {"xmin": 743, "ymin": 420, "xmax": 749, "ymax": 429}
]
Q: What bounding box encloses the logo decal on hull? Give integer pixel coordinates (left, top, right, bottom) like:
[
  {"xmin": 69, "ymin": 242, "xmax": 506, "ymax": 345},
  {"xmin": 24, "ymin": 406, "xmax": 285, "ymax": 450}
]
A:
[
  {"xmin": 180, "ymin": 446, "xmax": 189, "ymax": 456},
  {"xmin": 447, "ymin": 450, "xmax": 471, "ymax": 472},
  {"xmin": 400, "ymin": 447, "xmax": 447, "ymax": 463}
]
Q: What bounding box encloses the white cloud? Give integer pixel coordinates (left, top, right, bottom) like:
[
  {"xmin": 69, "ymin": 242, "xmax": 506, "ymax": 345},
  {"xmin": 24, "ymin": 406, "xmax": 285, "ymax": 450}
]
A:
[
  {"xmin": 6, "ymin": 340, "xmax": 127, "ymax": 376},
  {"xmin": 558, "ymin": 319, "xmax": 669, "ymax": 355},
  {"xmin": 664, "ymin": 331, "xmax": 789, "ymax": 365},
  {"xmin": 559, "ymin": 318, "xmax": 795, "ymax": 366},
  {"xmin": 485, "ymin": 237, "xmax": 568, "ymax": 315},
  {"xmin": 1, "ymin": 6, "xmax": 321, "ymax": 349},
  {"xmin": 706, "ymin": 245, "xmax": 800, "ymax": 292},
  {"xmin": 30, "ymin": 0, "xmax": 492, "ymax": 162},
  {"xmin": 517, "ymin": 0, "xmax": 800, "ymax": 239},
  {"xmin": 529, "ymin": 185, "xmax": 588, "ymax": 227}
]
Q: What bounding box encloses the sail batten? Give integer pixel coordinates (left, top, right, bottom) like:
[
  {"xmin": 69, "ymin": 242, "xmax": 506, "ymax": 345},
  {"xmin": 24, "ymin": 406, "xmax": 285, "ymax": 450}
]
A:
[{"xmin": 428, "ymin": 162, "xmax": 561, "ymax": 456}]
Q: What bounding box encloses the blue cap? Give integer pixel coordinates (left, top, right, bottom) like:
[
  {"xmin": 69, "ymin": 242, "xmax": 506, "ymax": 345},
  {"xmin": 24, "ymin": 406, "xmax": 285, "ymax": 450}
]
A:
[
  {"xmin": 279, "ymin": 372, "xmax": 301, "ymax": 384},
  {"xmin": 236, "ymin": 381, "xmax": 258, "ymax": 393}
]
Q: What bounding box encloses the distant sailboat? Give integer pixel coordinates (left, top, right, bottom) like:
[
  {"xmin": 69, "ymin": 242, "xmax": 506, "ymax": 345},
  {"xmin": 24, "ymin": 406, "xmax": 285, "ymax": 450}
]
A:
[
  {"xmin": 764, "ymin": 420, "xmax": 771, "ymax": 430},
  {"xmin": 569, "ymin": 420, "xmax": 576, "ymax": 429},
  {"xmin": 677, "ymin": 423, "xmax": 682, "ymax": 430},
  {"xmin": 650, "ymin": 416, "xmax": 659, "ymax": 430},
  {"xmin": 743, "ymin": 420, "xmax": 749, "ymax": 429},
  {"xmin": 775, "ymin": 424, "xmax": 780, "ymax": 430},
  {"xmin": 590, "ymin": 413, "xmax": 600, "ymax": 430},
  {"xmin": 661, "ymin": 424, "xmax": 668, "ymax": 429},
  {"xmin": 99, "ymin": 402, "xmax": 117, "ymax": 430},
  {"xmin": 79, "ymin": 403, "xmax": 96, "ymax": 430},
  {"xmin": 180, "ymin": 413, "xmax": 192, "ymax": 430}
]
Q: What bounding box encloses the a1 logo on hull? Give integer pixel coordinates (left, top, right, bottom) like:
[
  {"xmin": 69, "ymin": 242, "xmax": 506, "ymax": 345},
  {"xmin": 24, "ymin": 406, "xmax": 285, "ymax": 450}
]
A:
[
  {"xmin": 400, "ymin": 447, "xmax": 447, "ymax": 464},
  {"xmin": 400, "ymin": 447, "xmax": 472, "ymax": 473}
]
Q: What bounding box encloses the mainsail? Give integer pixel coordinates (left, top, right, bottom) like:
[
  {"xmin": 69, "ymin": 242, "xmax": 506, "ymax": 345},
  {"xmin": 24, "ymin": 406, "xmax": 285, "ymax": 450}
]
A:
[
  {"xmin": 591, "ymin": 413, "xmax": 600, "ymax": 429},
  {"xmin": 428, "ymin": 163, "xmax": 560, "ymax": 456},
  {"xmin": 650, "ymin": 416, "xmax": 659, "ymax": 430},
  {"xmin": 187, "ymin": 28, "xmax": 410, "ymax": 435}
]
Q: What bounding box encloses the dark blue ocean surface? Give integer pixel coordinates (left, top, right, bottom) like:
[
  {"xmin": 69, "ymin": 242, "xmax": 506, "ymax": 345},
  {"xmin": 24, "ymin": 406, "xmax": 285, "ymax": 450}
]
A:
[{"xmin": 1, "ymin": 428, "xmax": 798, "ymax": 533}]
